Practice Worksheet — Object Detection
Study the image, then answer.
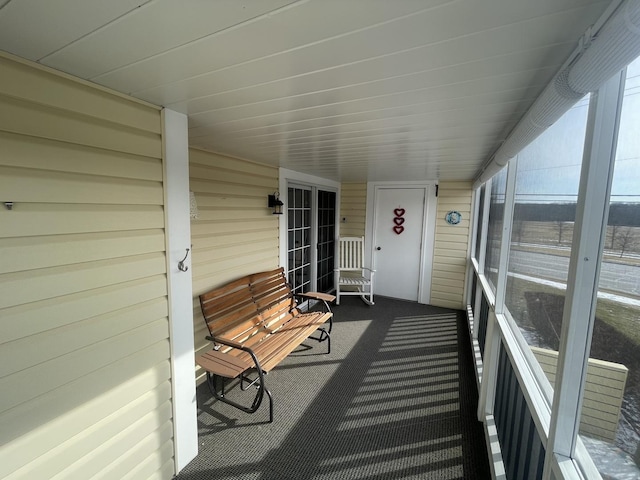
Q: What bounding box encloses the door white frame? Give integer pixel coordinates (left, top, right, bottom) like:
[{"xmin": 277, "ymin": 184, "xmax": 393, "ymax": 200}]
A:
[
  {"xmin": 278, "ymin": 168, "xmax": 340, "ymax": 291},
  {"xmin": 365, "ymin": 181, "xmax": 437, "ymax": 304}
]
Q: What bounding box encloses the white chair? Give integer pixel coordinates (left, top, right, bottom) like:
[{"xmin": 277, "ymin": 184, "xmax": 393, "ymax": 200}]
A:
[{"xmin": 334, "ymin": 236, "xmax": 374, "ymax": 305}]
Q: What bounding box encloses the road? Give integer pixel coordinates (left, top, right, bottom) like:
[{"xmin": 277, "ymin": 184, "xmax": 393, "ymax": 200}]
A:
[{"xmin": 507, "ymin": 249, "xmax": 640, "ymax": 297}]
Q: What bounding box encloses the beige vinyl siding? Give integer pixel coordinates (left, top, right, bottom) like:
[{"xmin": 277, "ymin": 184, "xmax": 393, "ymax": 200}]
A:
[
  {"xmin": 532, "ymin": 346, "xmax": 628, "ymax": 442},
  {"xmin": 0, "ymin": 54, "xmax": 173, "ymax": 479},
  {"xmin": 431, "ymin": 181, "xmax": 473, "ymax": 310},
  {"xmin": 340, "ymin": 183, "xmax": 367, "ymax": 237},
  {"xmin": 189, "ymin": 148, "xmax": 280, "ymax": 377}
]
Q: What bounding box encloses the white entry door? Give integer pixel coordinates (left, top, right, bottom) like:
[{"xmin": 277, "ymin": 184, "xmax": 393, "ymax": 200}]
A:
[{"xmin": 372, "ymin": 187, "xmax": 429, "ymax": 302}]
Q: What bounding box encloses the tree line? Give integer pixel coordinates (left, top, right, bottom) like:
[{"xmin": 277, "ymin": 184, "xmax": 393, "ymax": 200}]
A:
[{"xmin": 494, "ymin": 202, "xmax": 640, "ymax": 226}]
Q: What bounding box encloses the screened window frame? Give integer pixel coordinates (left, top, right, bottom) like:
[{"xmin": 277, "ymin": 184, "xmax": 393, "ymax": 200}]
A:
[{"xmin": 470, "ymin": 69, "xmax": 629, "ymax": 480}]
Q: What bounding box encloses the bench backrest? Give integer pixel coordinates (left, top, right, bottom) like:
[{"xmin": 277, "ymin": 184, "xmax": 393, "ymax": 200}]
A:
[{"xmin": 199, "ymin": 267, "xmax": 297, "ymax": 345}]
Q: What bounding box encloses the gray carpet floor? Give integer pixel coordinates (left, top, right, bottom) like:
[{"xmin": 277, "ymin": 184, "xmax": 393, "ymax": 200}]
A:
[{"xmin": 176, "ymin": 296, "xmax": 491, "ymax": 479}]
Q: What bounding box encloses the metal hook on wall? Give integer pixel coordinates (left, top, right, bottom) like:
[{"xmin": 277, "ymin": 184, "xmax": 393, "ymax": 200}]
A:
[{"xmin": 178, "ymin": 248, "xmax": 190, "ymax": 272}]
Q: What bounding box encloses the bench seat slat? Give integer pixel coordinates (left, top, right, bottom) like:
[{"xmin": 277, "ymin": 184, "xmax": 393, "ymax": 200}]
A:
[
  {"xmin": 255, "ymin": 313, "xmax": 330, "ymax": 372},
  {"xmin": 260, "ymin": 304, "xmax": 295, "ymax": 330},
  {"xmin": 217, "ymin": 311, "xmax": 330, "ymax": 373},
  {"xmin": 196, "ymin": 349, "xmax": 252, "ymax": 378}
]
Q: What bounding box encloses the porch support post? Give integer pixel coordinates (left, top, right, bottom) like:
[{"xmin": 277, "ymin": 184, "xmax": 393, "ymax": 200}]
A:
[{"xmin": 162, "ymin": 108, "xmax": 198, "ymax": 472}]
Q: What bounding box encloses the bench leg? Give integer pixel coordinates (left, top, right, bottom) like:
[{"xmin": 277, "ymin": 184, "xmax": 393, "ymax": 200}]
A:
[
  {"xmin": 206, "ymin": 372, "xmax": 269, "ymax": 420},
  {"xmin": 265, "ymin": 385, "xmax": 273, "ymax": 423},
  {"xmin": 310, "ymin": 327, "xmax": 331, "ymax": 354}
]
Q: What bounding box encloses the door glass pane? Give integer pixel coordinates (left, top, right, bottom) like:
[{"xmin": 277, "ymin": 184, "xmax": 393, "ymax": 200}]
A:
[
  {"xmin": 474, "ymin": 185, "xmax": 486, "ymax": 261},
  {"xmin": 317, "ymin": 190, "xmax": 336, "ymax": 293},
  {"xmin": 504, "ymin": 94, "xmax": 590, "ymax": 396},
  {"xmin": 582, "ymin": 59, "xmax": 640, "ymax": 475},
  {"xmin": 485, "ymin": 168, "xmax": 507, "ymax": 291},
  {"xmin": 287, "ymin": 186, "xmax": 312, "ymax": 294}
]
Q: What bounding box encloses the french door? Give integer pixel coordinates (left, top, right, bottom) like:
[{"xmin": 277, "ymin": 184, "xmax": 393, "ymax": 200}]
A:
[
  {"xmin": 316, "ymin": 190, "xmax": 336, "ymax": 292},
  {"xmin": 286, "ymin": 185, "xmax": 336, "ymax": 295}
]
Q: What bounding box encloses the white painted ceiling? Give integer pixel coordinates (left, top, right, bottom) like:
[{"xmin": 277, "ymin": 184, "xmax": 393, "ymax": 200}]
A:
[{"xmin": 0, "ymin": 0, "xmax": 611, "ymax": 182}]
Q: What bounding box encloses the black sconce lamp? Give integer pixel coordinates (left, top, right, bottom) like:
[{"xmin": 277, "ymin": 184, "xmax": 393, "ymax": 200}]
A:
[{"xmin": 268, "ymin": 192, "xmax": 284, "ymax": 215}]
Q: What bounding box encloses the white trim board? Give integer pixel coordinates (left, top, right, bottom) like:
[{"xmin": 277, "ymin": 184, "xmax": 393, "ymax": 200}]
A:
[{"xmin": 162, "ymin": 108, "xmax": 198, "ymax": 473}]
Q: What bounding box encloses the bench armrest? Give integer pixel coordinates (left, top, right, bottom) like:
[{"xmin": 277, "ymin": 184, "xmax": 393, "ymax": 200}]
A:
[
  {"xmin": 206, "ymin": 335, "xmax": 244, "ymax": 350},
  {"xmin": 295, "ymin": 291, "xmax": 334, "ymax": 315},
  {"xmin": 297, "ymin": 291, "xmax": 336, "ymax": 303},
  {"xmin": 206, "ymin": 335, "xmax": 265, "ymax": 376}
]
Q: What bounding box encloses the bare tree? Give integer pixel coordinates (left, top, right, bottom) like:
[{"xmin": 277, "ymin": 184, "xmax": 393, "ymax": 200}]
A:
[
  {"xmin": 512, "ymin": 219, "xmax": 525, "ymax": 245},
  {"xmin": 609, "ymin": 224, "xmax": 620, "ymax": 249},
  {"xmin": 615, "ymin": 227, "xmax": 638, "ymax": 257},
  {"xmin": 554, "ymin": 220, "xmax": 566, "ymax": 245}
]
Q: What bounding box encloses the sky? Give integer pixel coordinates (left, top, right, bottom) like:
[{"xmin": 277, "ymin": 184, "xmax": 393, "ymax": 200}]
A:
[{"xmin": 509, "ymin": 57, "xmax": 640, "ymax": 204}]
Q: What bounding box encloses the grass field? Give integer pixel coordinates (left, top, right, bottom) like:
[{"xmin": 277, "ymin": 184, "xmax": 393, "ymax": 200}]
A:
[
  {"xmin": 494, "ymin": 219, "xmax": 640, "ymax": 454},
  {"xmin": 505, "ymin": 276, "xmax": 640, "ymax": 349}
]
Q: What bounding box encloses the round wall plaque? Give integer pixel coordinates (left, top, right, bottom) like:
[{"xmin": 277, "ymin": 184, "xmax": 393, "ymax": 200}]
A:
[{"xmin": 445, "ymin": 210, "xmax": 462, "ymax": 225}]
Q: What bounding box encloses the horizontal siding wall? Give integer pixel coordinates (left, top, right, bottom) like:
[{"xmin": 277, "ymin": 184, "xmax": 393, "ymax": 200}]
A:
[
  {"xmin": 531, "ymin": 346, "xmax": 628, "ymax": 442},
  {"xmin": 0, "ymin": 54, "xmax": 173, "ymax": 480},
  {"xmin": 189, "ymin": 148, "xmax": 280, "ymax": 378},
  {"xmin": 431, "ymin": 181, "xmax": 473, "ymax": 309},
  {"xmin": 339, "ymin": 183, "xmax": 367, "ymax": 237}
]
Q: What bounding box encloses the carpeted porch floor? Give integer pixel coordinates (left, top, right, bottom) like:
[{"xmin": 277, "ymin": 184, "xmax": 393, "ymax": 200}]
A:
[{"xmin": 176, "ymin": 296, "xmax": 490, "ymax": 479}]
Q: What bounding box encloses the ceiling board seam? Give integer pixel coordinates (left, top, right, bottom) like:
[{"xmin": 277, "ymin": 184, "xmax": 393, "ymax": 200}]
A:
[
  {"xmin": 203, "ymin": 144, "xmax": 499, "ymax": 160},
  {"xmin": 69, "ymin": 0, "xmax": 305, "ymax": 81},
  {"xmin": 191, "ymin": 92, "xmax": 534, "ymax": 134},
  {"xmin": 273, "ymin": 149, "xmax": 494, "ymax": 162},
  {"xmin": 254, "ymin": 142, "xmax": 497, "ymax": 155},
  {"xmin": 132, "ymin": 3, "xmax": 600, "ymax": 99},
  {"xmin": 205, "ymin": 116, "xmax": 522, "ymax": 150},
  {"xmin": 187, "ymin": 70, "xmax": 555, "ymax": 129},
  {"xmin": 190, "ymin": 120, "xmax": 521, "ymax": 149},
  {"xmin": 196, "ymin": 142, "xmax": 499, "ymax": 160},
  {"xmin": 167, "ymin": 41, "xmax": 573, "ymax": 112},
  {"xmin": 126, "ymin": 0, "xmax": 459, "ymax": 95},
  {"xmin": 37, "ymin": 0, "xmax": 154, "ymax": 63},
  {"xmin": 187, "ymin": 93, "xmax": 536, "ymax": 138},
  {"xmin": 226, "ymin": 122, "xmax": 515, "ymax": 144},
  {"xmin": 235, "ymin": 132, "xmax": 514, "ymax": 153}
]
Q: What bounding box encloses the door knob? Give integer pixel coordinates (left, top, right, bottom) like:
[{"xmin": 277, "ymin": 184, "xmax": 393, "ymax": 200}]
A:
[{"xmin": 376, "ymin": 246, "xmax": 381, "ymax": 251}]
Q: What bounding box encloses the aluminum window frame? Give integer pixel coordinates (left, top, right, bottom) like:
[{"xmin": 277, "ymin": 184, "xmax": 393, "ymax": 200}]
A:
[{"xmin": 471, "ymin": 68, "xmax": 628, "ymax": 480}]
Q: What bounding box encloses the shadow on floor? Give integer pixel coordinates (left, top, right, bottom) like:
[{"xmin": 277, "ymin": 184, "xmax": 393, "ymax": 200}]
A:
[{"xmin": 176, "ymin": 296, "xmax": 490, "ymax": 480}]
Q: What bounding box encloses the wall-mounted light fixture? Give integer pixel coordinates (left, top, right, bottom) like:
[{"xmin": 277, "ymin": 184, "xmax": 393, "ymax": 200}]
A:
[{"xmin": 268, "ymin": 192, "xmax": 284, "ymax": 215}]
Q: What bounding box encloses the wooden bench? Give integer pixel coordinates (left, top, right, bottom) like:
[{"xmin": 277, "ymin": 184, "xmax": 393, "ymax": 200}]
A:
[{"xmin": 196, "ymin": 267, "xmax": 335, "ymax": 422}]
